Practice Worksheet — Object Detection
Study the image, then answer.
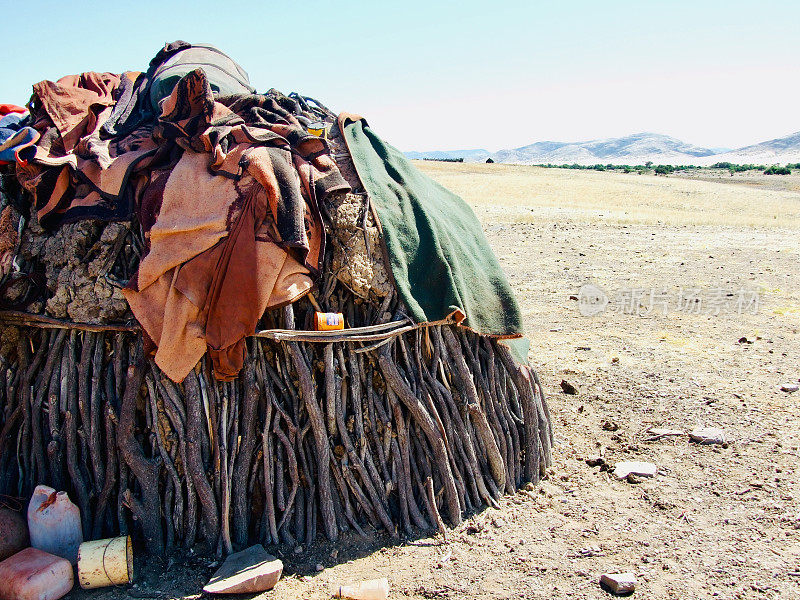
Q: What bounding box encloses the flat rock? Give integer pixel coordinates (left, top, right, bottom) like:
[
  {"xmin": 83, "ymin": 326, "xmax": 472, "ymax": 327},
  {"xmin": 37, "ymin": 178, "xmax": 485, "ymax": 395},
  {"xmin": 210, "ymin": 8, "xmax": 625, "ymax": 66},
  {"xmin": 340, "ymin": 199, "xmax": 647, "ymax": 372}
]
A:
[
  {"xmin": 600, "ymin": 572, "xmax": 637, "ymax": 595},
  {"xmin": 689, "ymin": 427, "xmax": 726, "ymax": 445},
  {"xmin": 203, "ymin": 545, "xmax": 283, "ymax": 594},
  {"xmin": 613, "ymin": 461, "xmax": 657, "ymax": 479},
  {"xmin": 780, "ymin": 383, "xmax": 799, "ymax": 393},
  {"xmin": 560, "ymin": 380, "xmax": 578, "ymax": 395}
]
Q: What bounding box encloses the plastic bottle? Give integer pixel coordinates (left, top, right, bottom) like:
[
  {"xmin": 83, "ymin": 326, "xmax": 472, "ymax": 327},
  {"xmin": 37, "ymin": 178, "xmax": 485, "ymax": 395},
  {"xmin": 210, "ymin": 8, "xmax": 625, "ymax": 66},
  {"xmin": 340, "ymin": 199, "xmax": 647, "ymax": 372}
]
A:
[
  {"xmin": 314, "ymin": 312, "xmax": 345, "ymax": 331},
  {"xmin": 0, "ymin": 547, "xmax": 74, "ymax": 600},
  {"xmin": 336, "ymin": 578, "xmax": 390, "ymax": 600},
  {"xmin": 27, "ymin": 485, "xmax": 83, "ymax": 565}
]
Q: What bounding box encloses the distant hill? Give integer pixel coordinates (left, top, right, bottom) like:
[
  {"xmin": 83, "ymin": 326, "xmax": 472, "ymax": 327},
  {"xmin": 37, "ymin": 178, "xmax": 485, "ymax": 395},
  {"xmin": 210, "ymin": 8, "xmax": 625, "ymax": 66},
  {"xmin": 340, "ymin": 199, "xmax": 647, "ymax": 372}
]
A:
[
  {"xmin": 406, "ymin": 130, "xmax": 800, "ymax": 166},
  {"xmin": 696, "ymin": 131, "xmax": 800, "ymax": 165},
  {"xmin": 493, "ymin": 133, "xmax": 722, "ymax": 165}
]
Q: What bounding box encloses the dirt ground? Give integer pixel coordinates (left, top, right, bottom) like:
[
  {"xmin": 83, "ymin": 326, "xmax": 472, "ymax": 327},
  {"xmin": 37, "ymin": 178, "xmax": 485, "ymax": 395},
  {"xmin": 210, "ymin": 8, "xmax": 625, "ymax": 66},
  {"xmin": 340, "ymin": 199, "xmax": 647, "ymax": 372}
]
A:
[{"xmin": 70, "ymin": 164, "xmax": 800, "ymax": 599}]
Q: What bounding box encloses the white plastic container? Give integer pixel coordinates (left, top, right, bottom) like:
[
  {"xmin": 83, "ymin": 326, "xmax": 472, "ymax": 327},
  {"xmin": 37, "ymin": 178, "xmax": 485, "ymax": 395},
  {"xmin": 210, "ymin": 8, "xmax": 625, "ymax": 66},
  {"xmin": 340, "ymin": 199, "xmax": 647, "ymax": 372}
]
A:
[
  {"xmin": 27, "ymin": 485, "xmax": 83, "ymax": 565},
  {"xmin": 336, "ymin": 578, "xmax": 390, "ymax": 600}
]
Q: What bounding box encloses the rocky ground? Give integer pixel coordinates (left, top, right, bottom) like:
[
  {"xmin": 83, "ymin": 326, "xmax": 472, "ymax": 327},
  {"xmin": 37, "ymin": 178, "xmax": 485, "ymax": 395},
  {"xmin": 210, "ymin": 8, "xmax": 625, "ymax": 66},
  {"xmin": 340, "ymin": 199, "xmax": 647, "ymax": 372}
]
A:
[{"xmin": 68, "ymin": 164, "xmax": 800, "ymax": 600}]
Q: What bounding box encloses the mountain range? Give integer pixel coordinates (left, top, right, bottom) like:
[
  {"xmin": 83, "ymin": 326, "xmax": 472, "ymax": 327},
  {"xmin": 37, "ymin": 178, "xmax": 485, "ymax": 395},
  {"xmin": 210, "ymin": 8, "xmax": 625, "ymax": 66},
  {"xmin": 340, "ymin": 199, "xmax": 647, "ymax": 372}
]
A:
[{"xmin": 405, "ymin": 131, "xmax": 800, "ymax": 166}]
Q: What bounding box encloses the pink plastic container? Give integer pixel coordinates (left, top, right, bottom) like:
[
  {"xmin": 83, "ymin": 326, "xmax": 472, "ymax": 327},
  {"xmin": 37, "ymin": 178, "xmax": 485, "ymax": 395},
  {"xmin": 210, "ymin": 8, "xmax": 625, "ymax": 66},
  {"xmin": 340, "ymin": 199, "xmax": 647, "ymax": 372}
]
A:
[
  {"xmin": 27, "ymin": 485, "xmax": 83, "ymax": 565},
  {"xmin": 0, "ymin": 547, "xmax": 74, "ymax": 600}
]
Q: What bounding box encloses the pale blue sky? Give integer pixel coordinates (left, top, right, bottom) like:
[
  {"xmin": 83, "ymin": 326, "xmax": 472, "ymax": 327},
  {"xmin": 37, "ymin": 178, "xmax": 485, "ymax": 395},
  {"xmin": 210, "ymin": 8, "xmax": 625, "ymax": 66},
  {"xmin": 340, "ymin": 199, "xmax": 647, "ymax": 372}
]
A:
[{"xmin": 4, "ymin": 1, "xmax": 798, "ymax": 151}]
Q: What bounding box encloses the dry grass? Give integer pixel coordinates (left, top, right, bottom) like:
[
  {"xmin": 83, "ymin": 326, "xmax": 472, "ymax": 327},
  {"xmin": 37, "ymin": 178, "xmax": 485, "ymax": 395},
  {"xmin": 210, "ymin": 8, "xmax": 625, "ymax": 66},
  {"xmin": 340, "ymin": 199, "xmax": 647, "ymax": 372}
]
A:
[{"xmin": 415, "ymin": 161, "xmax": 800, "ymax": 228}]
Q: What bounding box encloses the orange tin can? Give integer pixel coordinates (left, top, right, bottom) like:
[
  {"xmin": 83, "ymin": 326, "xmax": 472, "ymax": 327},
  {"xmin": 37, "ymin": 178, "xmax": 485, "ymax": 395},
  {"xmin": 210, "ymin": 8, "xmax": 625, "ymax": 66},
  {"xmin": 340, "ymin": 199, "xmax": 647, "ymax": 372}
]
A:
[{"xmin": 314, "ymin": 312, "xmax": 344, "ymax": 331}]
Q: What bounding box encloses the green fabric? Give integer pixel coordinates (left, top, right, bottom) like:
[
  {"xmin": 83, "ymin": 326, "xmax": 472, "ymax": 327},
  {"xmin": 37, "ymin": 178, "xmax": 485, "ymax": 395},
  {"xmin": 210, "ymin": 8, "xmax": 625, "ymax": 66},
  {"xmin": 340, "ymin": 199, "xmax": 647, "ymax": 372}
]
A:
[
  {"xmin": 342, "ymin": 118, "xmax": 528, "ymax": 363},
  {"xmin": 503, "ymin": 337, "xmax": 530, "ymax": 366}
]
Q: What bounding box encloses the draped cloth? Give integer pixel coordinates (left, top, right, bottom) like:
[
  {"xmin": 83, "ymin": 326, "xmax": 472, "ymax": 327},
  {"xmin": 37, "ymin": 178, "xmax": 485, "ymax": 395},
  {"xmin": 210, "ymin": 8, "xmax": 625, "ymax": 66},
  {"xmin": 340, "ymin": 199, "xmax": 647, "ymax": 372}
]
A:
[
  {"xmin": 15, "ymin": 71, "xmax": 157, "ymax": 228},
  {"xmin": 10, "ymin": 49, "xmax": 351, "ymax": 382},
  {"xmin": 124, "ymin": 69, "xmax": 349, "ymax": 381},
  {"xmin": 339, "ymin": 114, "xmax": 529, "ymax": 363}
]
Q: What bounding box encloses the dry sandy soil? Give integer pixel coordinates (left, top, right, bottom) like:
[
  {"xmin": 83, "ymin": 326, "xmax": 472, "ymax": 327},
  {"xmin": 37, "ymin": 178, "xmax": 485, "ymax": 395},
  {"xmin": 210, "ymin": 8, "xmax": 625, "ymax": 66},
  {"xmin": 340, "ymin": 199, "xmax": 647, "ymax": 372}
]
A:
[{"xmin": 73, "ymin": 164, "xmax": 800, "ymax": 600}]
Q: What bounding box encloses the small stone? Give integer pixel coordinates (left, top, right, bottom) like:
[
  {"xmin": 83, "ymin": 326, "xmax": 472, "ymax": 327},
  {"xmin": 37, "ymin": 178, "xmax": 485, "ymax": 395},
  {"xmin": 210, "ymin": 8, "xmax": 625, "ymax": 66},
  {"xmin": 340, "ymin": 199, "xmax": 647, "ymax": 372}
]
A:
[
  {"xmin": 613, "ymin": 461, "xmax": 657, "ymax": 479},
  {"xmin": 493, "ymin": 518, "xmax": 506, "ymax": 528},
  {"xmin": 600, "ymin": 572, "xmax": 637, "ymax": 595},
  {"xmin": 602, "ymin": 420, "xmax": 619, "ymax": 432},
  {"xmin": 689, "ymin": 427, "xmax": 726, "ymax": 445},
  {"xmin": 575, "ymin": 545, "xmax": 602, "ymax": 557},
  {"xmin": 315, "ymin": 563, "xmax": 324, "ymax": 572},
  {"xmin": 538, "ymin": 481, "xmax": 562, "ymax": 497},
  {"xmin": 560, "ymin": 380, "xmax": 578, "ymax": 395},
  {"xmin": 780, "ymin": 383, "xmax": 799, "ymax": 393},
  {"xmin": 646, "ymin": 428, "xmax": 684, "ymax": 439},
  {"xmin": 203, "ymin": 544, "xmax": 283, "ymax": 594}
]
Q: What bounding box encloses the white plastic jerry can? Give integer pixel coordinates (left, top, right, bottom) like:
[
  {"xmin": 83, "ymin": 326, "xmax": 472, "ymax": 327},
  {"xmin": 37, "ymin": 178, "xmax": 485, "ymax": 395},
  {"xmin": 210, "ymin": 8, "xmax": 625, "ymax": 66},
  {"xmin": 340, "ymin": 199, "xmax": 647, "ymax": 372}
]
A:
[{"xmin": 27, "ymin": 485, "xmax": 83, "ymax": 565}]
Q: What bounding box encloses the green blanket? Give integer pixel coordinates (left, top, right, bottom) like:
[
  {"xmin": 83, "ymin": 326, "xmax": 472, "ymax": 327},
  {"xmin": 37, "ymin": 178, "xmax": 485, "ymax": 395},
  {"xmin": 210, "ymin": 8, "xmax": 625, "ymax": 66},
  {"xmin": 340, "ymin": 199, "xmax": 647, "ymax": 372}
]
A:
[{"xmin": 340, "ymin": 116, "xmax": 529, "ymax": 363}]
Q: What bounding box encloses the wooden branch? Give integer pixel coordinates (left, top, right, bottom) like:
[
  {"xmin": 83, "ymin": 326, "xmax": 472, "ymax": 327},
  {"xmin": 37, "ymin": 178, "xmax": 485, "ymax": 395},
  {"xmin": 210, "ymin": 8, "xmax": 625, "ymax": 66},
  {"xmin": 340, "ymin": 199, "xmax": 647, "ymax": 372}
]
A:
[
  {"xmin": 184, "ymin": 369, "xmax": 220, "ymax": 545},
  {"xmin": 231, "ymin": 359, "xmax": 259, "ymax": 549},
  {"xmin": 116, "ymin": 338, "xmax": 163, "ymax": 554},
  {"xmin": 377, "ymin": 344, "xmax": 461, "ymax": 526},
  {"xmin": 284, "ymin": 304, "xmax": 337, "ymax": 542}
]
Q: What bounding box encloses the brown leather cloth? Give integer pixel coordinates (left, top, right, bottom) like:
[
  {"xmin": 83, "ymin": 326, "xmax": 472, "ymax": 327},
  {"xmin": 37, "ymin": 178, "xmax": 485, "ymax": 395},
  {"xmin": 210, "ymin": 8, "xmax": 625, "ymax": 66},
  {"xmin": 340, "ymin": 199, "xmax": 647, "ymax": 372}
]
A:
[
  {"xmin": 32, "ymin": 72, "xmax": 119, "ymax": 152},
  {"xmin": 16, "ymin": 71, "xmax": 157, "ymax": 228},
  {"xmin": 124, "ymin": 69, "xmax": 349, "ymax": 382}
]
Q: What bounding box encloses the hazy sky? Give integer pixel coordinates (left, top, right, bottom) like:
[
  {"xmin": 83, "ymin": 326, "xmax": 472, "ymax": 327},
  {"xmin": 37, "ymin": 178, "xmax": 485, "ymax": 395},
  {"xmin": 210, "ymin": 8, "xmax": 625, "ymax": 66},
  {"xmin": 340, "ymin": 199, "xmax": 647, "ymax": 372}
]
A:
[{"xmin": 3, "ymin": 1, "xmax": 798, "ymax": 152}]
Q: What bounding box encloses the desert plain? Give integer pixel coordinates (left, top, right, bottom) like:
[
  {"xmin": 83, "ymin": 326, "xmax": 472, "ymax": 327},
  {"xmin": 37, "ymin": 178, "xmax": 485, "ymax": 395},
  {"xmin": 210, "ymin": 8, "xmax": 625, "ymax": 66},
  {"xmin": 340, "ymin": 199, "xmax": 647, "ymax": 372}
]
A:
[{"xmin": 78, "ymin": 163, "xmax": 800, "ymax": 600}]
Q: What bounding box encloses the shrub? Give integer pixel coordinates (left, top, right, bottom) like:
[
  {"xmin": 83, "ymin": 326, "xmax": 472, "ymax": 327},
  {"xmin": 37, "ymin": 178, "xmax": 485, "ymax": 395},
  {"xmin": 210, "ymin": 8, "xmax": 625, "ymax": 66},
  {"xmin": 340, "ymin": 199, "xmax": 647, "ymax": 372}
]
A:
[
  {"xmin": 654, "ymin": 165, "xmax": 675, "ymax": 175},
  {"xmin": 764, "ymin": 165, "xmax": 791, "ymax": 175}
]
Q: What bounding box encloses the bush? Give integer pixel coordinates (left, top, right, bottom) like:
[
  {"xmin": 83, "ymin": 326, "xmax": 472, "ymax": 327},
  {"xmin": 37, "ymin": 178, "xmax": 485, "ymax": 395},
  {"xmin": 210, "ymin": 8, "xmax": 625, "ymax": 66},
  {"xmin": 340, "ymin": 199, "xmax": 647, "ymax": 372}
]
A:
[
  {"xmin": 654, "ymin": 165, "xmax": 675, "ymax": 175},
  {"xmin": 711, "ymin": 162, "xmax": 761, "ymax": 172},
  {"xmin": 764, "ymin": 165, "xmax": 791, "ymax": 175}
]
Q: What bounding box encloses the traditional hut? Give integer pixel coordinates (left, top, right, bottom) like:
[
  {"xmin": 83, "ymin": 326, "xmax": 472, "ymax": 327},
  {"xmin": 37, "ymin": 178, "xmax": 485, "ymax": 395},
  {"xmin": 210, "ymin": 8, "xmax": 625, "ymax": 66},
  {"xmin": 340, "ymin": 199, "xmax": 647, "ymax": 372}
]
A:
[{"xmin": 0, "ymin": 42, "xmax": 552, "ymax": 556}]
